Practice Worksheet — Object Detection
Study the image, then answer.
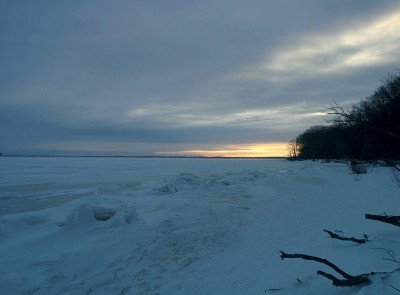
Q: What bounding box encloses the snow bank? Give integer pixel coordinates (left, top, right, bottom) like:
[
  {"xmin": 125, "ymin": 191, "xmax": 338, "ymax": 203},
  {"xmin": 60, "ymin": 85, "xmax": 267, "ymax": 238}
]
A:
[{"xmin": 0, "ymin": 159, "xmax": 399, "ymax": 295}]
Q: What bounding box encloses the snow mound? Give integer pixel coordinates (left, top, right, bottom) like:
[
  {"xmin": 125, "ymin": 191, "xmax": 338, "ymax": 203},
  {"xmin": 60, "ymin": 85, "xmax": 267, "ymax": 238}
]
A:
[{"xmin": 61, "ymin": 203, "xmax": 140, "ymax": 228}]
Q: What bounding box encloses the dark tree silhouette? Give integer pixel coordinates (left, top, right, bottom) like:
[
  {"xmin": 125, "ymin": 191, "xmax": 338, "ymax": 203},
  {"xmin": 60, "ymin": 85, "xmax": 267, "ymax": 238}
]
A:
[{"xmin": 292, "ymin": 73, "xmax": 400, "ymax": 166}]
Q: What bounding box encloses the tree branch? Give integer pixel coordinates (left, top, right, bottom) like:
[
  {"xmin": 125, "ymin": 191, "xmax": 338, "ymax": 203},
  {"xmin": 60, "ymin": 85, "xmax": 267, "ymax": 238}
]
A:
[
  {"xmin": 317, "ymin": 271, "xmax": 370, "ymax": 287},
  {"xmin": 326, "ymin": 101, "xmax": 400, "ymax": 143},
  {"xmin": 323, "ymin": 229, "xmax": 367, "ymax": 244},
  {"xmin": 392, "ymin": 165, "xmax": 400, "ymax": 172},
  {"xmin": 279, "ymin": 251, "xmax": 370, "ymax": 287},
  {"xmin": 365, "ymin": 213, "xmax": 400, "ymax": 227}
]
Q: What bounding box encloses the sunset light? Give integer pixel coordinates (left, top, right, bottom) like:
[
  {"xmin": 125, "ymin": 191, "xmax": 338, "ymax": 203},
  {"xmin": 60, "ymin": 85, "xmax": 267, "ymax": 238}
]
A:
[{"xmin": 158, "ymin": 142, "xmax": 288, "ymax": 158}]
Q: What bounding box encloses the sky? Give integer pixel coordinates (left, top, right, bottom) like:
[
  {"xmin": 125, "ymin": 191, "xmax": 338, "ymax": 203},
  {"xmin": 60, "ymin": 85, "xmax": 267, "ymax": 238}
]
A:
[{"xmin": 1, "ymin": 0, "xmax": 400, "ymax": 157}]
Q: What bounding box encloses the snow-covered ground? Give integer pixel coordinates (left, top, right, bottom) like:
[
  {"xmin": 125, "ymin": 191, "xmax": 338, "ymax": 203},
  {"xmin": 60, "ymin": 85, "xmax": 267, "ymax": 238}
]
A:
[{"xmin": 1, "ymin": 157, "xmax": 399, "ymax": 295}]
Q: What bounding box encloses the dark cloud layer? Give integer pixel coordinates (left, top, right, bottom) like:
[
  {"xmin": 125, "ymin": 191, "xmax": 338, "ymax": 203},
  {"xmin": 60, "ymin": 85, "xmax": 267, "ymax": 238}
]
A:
[{"xmin": 1, "ymin": 1, "xmax": 400, "ymax": 155}]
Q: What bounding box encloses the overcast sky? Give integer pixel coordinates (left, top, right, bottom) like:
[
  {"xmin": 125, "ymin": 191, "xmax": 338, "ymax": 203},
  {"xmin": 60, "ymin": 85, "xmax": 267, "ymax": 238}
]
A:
[{"xmin": 1, "ymin": 1, "xmax": 400, "ymax": 156}]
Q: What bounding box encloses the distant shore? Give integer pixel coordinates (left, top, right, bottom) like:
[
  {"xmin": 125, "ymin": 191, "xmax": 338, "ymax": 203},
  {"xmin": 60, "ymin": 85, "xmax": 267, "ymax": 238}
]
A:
[{"xmin": 1, "ymin": 154, "xmax": 287, "ymax": 159}]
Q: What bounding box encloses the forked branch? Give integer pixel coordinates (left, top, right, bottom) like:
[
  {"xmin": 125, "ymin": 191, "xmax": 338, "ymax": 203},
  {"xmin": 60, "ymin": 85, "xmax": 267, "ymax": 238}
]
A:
[{"xmin": 279, "ymin": 251, "xmax": 370, "ymax": 287}]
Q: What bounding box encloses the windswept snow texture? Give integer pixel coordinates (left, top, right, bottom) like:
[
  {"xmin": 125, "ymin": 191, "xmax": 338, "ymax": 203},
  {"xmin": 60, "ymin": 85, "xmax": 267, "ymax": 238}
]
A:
[{"xmin": 1, "ymin": 157, "xmax": 400, "ymax": 295}]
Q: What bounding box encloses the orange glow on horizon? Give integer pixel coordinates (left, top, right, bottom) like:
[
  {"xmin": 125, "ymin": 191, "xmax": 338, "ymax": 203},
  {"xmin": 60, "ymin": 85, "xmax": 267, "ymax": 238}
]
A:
[{"xmin": 157, "ymin": 142, "xmax": 288, "ymax": 157}]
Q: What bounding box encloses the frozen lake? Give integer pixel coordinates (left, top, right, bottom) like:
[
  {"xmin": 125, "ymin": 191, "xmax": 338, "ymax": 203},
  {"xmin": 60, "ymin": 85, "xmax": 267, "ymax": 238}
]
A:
[
  {"xmin": 1, "ymin": 156, "xmax": 399, "ymax": 294},
  {"xmin": 1, "ymin": 156, "xmax": 287, "ymax": 214}
]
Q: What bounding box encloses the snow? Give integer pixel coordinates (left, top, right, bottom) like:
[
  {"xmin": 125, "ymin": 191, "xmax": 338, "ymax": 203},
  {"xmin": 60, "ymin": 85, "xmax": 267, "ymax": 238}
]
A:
[{"xmin": 1, "ymin": 157, "xmax": 399, "ymax": 295}]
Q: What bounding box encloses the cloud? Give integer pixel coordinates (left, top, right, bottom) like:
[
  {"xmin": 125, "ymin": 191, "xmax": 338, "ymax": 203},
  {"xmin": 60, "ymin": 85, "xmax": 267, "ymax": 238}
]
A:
[
  {"xmin": 1, "ymin": 1, "xmax": 400, "ymax": 156},
  {"xmin": 124, "ymin": 102, "xmax": 326, "ymax": 131},
  {"xmin": 232, "ymin": 9, "xmax": 400, "ymax": 82}
]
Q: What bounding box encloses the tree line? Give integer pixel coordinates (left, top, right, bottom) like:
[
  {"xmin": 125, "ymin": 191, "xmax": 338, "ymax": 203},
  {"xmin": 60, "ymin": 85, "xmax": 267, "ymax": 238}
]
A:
[{"xmin": 289, "ymin": 73, "xmax": 400, "ymax": 164}]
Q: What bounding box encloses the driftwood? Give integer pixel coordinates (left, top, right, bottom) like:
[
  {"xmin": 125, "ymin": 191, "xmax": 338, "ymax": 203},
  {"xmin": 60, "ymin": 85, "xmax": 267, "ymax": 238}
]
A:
[
  {"xmin": 323, "ymin": 229, "xmax": 367, "ymax": 244},
  {"xmin": 279, "ymin": 251, "xmax": 371, "ymax": 287},
  {"xmin": 365, "ymin": 214, "xmax": 400, "ymax": 227}
]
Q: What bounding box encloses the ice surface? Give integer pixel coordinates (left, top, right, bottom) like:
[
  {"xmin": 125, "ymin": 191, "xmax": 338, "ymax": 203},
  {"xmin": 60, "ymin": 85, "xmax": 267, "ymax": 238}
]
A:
[{"xmin": 0, "ymin": 157, "xmax": 399, "ymax": 294}]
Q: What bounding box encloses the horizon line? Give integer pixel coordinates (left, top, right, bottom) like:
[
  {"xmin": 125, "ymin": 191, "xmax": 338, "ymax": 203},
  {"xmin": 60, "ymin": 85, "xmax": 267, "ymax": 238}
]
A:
[{"xmin": 1, "ymin": 154, "xmax": 288, "ymax": 159}]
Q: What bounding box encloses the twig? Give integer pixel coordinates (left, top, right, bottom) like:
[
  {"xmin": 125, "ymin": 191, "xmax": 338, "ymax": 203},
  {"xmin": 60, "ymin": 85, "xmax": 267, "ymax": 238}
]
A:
[
  {"xmin": 371, "ymin": 247, "xmax": 400, "ymax": 264},
  {"xmin": 390, "ymin": 284, "xmax": 400, "ymax": 293}
]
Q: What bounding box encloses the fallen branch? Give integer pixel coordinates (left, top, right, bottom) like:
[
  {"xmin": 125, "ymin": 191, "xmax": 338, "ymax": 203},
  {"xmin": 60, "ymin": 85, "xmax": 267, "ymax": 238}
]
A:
[
  {"xmin": 365, "ymin": 213, "xmax": 400, "ymax": 227},
  {"xmin": 316, "ymin": 270, "xmax": 370, "ymax": 287},
  {"xmin": 279, "ymin": 251, "xmax": 370, "ymax": 287},
  {"xmin": 323, "ymin": 229, "xmax": 367, "ymax": 244}
]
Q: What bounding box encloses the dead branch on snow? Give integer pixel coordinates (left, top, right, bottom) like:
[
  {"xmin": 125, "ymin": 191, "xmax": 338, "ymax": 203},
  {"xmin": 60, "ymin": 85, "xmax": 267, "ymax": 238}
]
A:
[
  {"xmin": 323, "ymin": 229, "xmax": 367, "ymax": 244},
  {"xmin": 365, "ymin": 213, "xmax": 400, "ymax": 227},
  {"xmin": 279, "ymin": 251, "xmax": 370, "ymax": 287}
]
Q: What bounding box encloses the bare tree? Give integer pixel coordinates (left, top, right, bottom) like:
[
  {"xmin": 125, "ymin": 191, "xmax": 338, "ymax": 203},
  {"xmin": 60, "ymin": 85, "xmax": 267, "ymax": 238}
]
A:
[
  {"xmin": 325, "ymin": 74, "xmax": 400, "ymax": 170},
  {"xmin": 287, "ymin": 139, "xmax": 299, "ymax": 160}
]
